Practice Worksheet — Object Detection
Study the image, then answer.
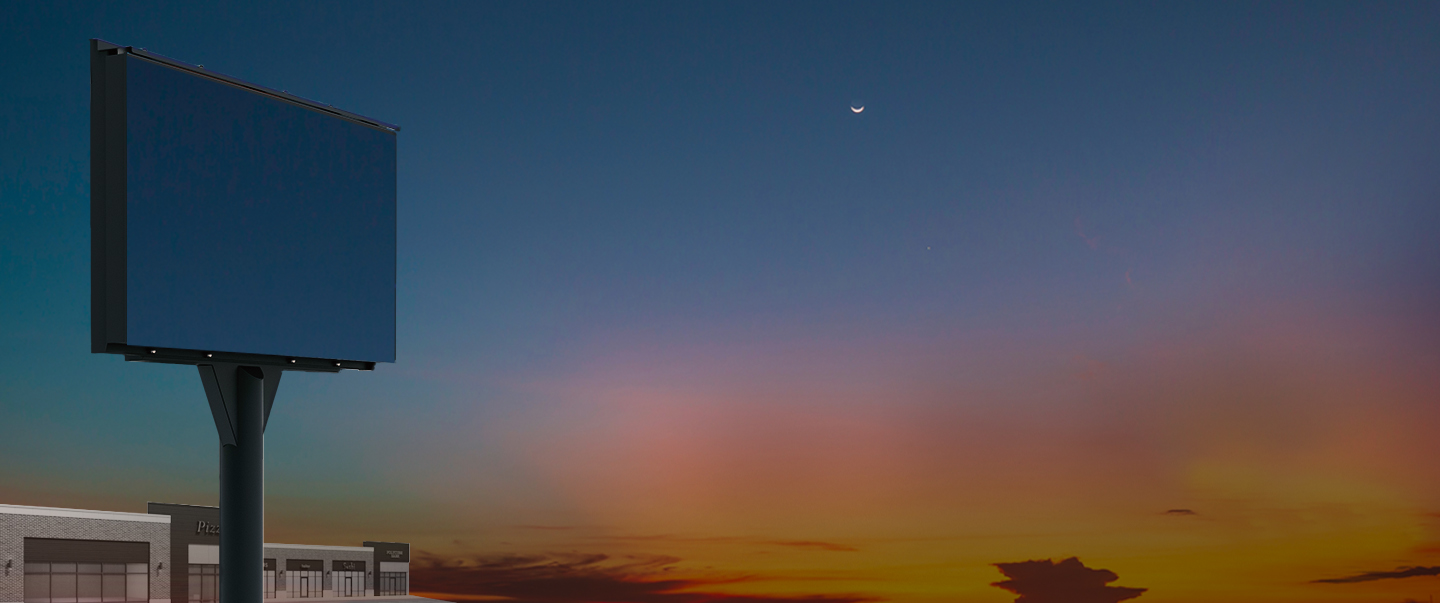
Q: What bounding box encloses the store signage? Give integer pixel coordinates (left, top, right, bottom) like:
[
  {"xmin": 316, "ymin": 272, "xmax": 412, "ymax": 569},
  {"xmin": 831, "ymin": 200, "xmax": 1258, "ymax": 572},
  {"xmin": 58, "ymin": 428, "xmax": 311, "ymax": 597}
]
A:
[
  {"xmin": 386, "ymin": 550, "xmax": 403, "ymax": 559},
  {"xmin": 196, "ymin": 521, "xmax": 220, "ymax": 536},
  {"xmin": 287, "ymin": 559, "xmax": 324, "ymax": 572},
  {"xmin": 332, "ymin": 560, "xmax": 366, "ymax": 572}
]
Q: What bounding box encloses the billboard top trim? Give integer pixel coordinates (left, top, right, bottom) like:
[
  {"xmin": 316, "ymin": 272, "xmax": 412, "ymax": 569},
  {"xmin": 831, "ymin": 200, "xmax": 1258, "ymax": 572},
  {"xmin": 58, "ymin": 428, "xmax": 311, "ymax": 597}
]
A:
[{"xmin": 91, "ymin": 38, "xmax": 401, "ymax": 133}]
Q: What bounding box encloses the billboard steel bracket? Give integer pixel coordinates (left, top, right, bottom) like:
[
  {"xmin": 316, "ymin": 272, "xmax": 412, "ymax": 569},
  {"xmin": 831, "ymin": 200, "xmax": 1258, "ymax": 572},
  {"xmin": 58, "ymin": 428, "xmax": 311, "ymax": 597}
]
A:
[{"xmin": 199, "ymin": 364, "xmax": 283, "ymax": 443}]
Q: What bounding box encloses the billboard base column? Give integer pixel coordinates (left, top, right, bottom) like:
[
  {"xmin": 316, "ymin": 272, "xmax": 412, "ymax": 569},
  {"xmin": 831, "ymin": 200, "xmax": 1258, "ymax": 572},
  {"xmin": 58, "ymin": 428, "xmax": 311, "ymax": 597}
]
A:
[{"xmin": 200, "ymin": 364, "xmax": 281, "ymax": 603}]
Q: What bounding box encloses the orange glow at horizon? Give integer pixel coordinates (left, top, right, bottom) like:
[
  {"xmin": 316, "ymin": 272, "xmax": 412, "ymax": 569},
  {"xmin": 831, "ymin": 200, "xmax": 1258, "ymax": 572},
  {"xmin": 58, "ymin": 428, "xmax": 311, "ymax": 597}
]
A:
[{"xmin": 384, "ymin": 301, "xmax": 1440, "ymax": 603}]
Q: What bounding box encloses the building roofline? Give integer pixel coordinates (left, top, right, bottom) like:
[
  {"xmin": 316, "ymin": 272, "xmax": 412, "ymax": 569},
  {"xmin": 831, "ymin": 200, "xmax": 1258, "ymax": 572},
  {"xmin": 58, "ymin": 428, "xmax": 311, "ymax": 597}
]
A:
[
  {"xmin": 264, "ymin": 543, "xmax": 374, "ymax": 552},
  {"xmin": 147, "ymin": 502, "xmax": 218, "ymax": 510},
  {"xmin": 0, "ymin": 503, "xmax": 171, "ymax": 524}
]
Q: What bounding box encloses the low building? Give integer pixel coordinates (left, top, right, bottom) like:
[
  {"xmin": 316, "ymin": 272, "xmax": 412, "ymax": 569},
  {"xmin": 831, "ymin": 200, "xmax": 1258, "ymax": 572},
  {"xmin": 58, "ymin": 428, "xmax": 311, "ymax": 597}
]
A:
[{"xmin": 0, "ymin": 503, "xmax": 410, "ymax": 603}]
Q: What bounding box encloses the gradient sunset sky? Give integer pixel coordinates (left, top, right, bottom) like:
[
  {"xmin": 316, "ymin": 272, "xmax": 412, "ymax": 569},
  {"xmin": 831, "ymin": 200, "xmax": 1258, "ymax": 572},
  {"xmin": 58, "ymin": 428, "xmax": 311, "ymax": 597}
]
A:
[{"xmin": 2, "ymin": 2, "xmax": 1439, "ymax": 603}]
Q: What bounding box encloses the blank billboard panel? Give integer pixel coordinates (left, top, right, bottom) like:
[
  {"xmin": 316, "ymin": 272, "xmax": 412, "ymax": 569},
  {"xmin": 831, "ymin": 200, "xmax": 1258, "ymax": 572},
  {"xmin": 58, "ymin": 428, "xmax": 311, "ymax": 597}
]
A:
[{"xmin": 92, "ymin": 42, "xmax": 396, "ymax": 366}]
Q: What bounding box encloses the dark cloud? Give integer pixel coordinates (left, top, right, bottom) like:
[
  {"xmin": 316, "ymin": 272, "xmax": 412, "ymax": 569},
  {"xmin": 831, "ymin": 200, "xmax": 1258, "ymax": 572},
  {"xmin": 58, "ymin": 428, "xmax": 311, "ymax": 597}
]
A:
[
  {"xmin": 603, "ymin": 534, "xmax": 734, "ymax": 544},
  {"xmin": 1312, "ymin": 566, "xmax": 1440, "ymax": 584},
  {"xmin": 991, "ymin": 557, "xmax": 1146, "ymax": 603},
  {"xmin": 1162, "ymin": 509, "xmax": 1197, "ymax": 516},
  {"xmin": 596, "ymin": 534, "xmax": 858, "ymax": 553},
  {"xmin": 762, "ymin": 541, "xmax": 858, "ymax": 552},
  {"xmin": 410, "ymin": 551, "xmax": 879, "ymax": 603}
]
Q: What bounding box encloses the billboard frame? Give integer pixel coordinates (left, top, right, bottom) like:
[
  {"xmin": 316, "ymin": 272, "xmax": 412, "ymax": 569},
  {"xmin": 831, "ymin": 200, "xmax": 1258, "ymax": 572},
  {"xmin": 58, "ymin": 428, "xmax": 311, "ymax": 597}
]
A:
[{"xmin": 90, "ymin": 38, "xmax": 397, "ymax": 372}]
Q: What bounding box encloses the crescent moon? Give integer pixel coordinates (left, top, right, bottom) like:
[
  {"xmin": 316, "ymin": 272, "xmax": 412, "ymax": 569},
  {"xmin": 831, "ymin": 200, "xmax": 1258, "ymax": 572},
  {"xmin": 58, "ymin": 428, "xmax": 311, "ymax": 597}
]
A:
[{"xmin": 851, "ymin": 105, "xmax": 864, "ymax": 113}]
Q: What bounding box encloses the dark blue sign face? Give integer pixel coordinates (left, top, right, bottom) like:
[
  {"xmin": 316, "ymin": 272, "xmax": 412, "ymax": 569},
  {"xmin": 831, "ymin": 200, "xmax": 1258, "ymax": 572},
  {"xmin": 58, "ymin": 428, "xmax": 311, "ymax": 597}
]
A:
[{"xmin": 122, "ymin": 56, "xmax": 395, "ymax": 362}]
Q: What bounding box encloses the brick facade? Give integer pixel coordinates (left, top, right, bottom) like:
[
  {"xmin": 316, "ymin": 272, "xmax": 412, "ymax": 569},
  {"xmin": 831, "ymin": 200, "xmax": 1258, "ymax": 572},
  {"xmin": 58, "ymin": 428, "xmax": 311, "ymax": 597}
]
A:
[
  {"xmin": 0, "ymin": 508, "xmax": 171, "ymax": 603},
  {"xmin": 0, "ymin": 504, "xmax": 408, "ymax": 603}
]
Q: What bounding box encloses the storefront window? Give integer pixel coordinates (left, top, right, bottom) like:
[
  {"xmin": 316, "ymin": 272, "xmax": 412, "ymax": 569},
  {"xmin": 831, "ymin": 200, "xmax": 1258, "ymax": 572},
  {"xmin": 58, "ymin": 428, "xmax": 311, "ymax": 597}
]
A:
[
  {"xmin": 188, "ymin": 564, "xmax": 218, "ymax": 603},
  {"xmin": 263, "ymin": 563, "xmax": 276, "ymax": 599},
  {"xmin": 287, "ymin": 570, "xmax": 322, "ymax": 598},
  {"xmin": 24, "ymin": 566, "xmax": 50, "ymax": 603},
  {"xmin": 24, "ymin": 563, "xmax": 147, "ymax": 603},
  {"xmin": 377, "ymin": 573, "xmax": 407, "ymax": 596}
]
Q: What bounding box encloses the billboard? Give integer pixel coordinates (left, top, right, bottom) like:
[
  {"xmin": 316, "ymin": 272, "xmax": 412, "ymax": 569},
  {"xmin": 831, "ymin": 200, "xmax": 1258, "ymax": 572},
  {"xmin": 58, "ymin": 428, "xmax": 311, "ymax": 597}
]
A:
[{"xmin": 91, "ymin": 41, "xmax": 397, "ymax": 368}]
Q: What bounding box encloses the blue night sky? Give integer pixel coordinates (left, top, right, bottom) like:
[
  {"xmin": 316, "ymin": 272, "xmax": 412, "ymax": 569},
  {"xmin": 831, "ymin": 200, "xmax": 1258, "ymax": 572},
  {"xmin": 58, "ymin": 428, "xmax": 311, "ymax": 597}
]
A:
[{"xmin": 2, "ymin": 3, "xmax": 1439, "ymax": 603}]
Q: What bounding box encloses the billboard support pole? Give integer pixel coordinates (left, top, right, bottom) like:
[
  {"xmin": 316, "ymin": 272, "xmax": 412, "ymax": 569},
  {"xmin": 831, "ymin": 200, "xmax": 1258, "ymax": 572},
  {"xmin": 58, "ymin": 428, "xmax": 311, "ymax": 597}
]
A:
[{"xmin": 199, "ymin": 364, "xmax": 281, "ymax": 603}]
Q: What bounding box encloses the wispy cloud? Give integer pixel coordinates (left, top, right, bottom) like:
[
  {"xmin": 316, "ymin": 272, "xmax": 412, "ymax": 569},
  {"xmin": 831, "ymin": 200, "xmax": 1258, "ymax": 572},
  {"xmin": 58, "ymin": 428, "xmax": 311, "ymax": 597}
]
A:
[
  {"xmin": 1161, "ymin": 509, "xmax": 1197, "ymax": 516},
  {"xmin": 1073, "ymin": 216, "xmax": 1135, "ymax": 286},
  {"xmin": 411, "ymin": 551, "xmax": 879, "ymax": 603},
  {"xmin": 1075, "ymin": 217, "xmax": 1102, "ymax": 250},
  {"xmin": 991, "ymin": 557, "xmax": 1146, "ymax": 603},
  {"xmin": 1312, "ymin": 566, "xmax": 1440, "ymax": 584}
]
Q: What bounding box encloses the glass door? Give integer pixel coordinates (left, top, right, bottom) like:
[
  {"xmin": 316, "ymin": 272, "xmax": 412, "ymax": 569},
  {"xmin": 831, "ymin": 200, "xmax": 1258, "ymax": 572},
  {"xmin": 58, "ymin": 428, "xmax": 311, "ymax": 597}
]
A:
[
  {"xmin": 328, "ymin": 571, "xmax": 363, "ymax": 597},
  {"xmin": 287, "ymin": 571, "xmax": 322, "ymax": 598}
]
